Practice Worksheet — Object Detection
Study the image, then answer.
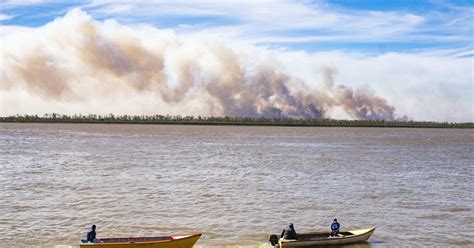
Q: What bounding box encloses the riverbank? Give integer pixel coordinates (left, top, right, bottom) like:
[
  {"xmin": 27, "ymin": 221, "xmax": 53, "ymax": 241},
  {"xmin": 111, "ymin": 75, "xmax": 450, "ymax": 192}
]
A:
[{"xmin": 1, "ymin": 114, "xmax": 472, "ymax": 128}]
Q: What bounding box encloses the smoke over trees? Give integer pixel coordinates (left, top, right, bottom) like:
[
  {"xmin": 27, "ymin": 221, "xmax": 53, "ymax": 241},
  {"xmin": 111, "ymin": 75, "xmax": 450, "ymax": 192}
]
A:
[{"xmin": 1, "ymin": 9, "xmax": 397, "ymax": 120}]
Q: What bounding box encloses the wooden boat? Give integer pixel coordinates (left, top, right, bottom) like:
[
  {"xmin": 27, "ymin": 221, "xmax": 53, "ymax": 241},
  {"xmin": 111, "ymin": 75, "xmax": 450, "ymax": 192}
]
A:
[
  {"xmin": 80, "ymin": 233, "xmax": 201, "ymax": 248},
  {"xmin": 269, "ymin": 227, "xmax": 375, "ymax": 247}
]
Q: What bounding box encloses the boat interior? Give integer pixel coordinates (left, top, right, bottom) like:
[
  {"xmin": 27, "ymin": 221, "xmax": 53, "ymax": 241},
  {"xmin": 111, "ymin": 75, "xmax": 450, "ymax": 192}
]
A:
[
  {"xmin": 81, "ymin": 236, "xmax": 173, "ymax": 243},
  {"xmin": 296, "ymin": 231, "xmax": 353, "ymax": 240}
]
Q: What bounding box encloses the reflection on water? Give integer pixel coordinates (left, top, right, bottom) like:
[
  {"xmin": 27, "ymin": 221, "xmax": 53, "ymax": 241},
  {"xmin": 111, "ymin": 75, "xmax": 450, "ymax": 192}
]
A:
[{"xmin": 0, "ymin": 123, "xmax": 473, "ymax": 247}]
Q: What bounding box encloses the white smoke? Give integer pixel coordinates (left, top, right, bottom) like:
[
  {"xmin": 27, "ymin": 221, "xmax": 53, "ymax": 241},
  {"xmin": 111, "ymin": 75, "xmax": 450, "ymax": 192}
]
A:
[{"xmin": 1, "ymin": 9, "xmax": 469, "ymax": 121}]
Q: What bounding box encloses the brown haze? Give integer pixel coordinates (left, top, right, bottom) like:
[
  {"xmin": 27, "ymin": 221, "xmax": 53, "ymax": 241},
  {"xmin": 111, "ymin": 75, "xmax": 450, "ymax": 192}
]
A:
[{"xmin": 1, "ymin": 9, "xmax": 396, "ymax": 120}]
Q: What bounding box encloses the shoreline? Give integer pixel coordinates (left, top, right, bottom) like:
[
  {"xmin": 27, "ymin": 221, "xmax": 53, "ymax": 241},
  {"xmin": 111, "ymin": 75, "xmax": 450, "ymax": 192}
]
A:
[{"xmin": 1, "ymin": 116, "xmax": 472, "ymax": 129}]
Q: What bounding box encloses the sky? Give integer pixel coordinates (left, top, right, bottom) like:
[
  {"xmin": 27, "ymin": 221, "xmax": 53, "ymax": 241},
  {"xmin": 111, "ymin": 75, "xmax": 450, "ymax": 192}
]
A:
[{"xmin": 1, "ymin": 0, "xmax": 473, "ymax": 122}]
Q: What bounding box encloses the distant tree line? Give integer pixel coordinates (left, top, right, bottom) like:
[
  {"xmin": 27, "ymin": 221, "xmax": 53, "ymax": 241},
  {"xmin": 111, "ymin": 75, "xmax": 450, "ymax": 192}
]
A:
[{"xmin": 0, "ymin": 114, "xmax": 472, "ymax": 128}]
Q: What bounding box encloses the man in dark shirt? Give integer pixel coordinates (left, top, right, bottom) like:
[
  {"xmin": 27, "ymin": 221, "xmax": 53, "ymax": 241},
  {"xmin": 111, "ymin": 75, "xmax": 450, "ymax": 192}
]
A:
[
  {"xmin": 281, "ymin": 223, "xmax": 298, "ymax": 240},
  {"xmin": 87, "ymin": 225, "xmax": 97, "ymax": 243},
  {"xmin": 330, "ymin": 219, "xmax": 340, "ymax": 237}
]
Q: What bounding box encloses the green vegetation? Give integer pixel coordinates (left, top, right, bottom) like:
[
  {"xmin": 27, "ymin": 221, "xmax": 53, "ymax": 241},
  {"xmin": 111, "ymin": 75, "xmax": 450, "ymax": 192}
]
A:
[{"xmin": 1, "ymin": 114, "xmax": 472, "ymax": 128}]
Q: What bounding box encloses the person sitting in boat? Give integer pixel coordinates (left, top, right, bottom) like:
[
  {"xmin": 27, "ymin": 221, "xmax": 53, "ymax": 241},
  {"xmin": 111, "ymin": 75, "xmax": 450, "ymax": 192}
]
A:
[
  {"xmin": 86, "ymin": 224, "xmax": 100, "ymax": 243},
  {"xmin": 330, "ymin": 219, "xmax": 340, "ymax": 237},
  {"xmin": 281, "ymin": 223, "xmax": 298, "ymax": 240}
]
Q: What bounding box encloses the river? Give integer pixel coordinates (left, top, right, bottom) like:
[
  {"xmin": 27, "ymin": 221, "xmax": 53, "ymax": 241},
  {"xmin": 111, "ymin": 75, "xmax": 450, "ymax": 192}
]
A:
[{"xmin": 0, "ymin": 123, "xmax": 472, "ymax": 247}]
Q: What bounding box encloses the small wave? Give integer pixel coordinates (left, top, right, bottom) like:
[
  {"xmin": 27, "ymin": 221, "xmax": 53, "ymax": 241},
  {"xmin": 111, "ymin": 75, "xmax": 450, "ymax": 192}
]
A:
[
  {"xmin": 239, "ymin": 233, "xmax": 271, "ymax": 239},
  {"xmin": 444, "ymin": 207, "xmax": 471, "ymax": 213},
  {"xmin": 363, "ymin": 194, "xmax": 381, "ymax": 200},
  {"xmin": 128, "ymin": 225, "xmax": 194, "ymax": 231},
  {"xmin": 195, "ymin": 242, "xmax": 272, "ymax": 248},
  {"xmin": 417, "ymin": 213, "xmax": 451, "ymax": 220}
]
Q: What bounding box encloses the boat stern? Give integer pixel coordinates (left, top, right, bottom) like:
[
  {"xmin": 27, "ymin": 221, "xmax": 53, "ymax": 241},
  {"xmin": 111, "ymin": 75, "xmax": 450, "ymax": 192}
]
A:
[{"xmin": 350, "ymin": 227, "xmax": 376, "ymax": 236}]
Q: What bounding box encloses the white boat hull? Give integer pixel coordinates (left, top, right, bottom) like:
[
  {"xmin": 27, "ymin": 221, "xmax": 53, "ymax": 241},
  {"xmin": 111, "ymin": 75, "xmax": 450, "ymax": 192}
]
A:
[{"xmin": 278, "ymin": 227, "xmax": 375, "ymax": 247}]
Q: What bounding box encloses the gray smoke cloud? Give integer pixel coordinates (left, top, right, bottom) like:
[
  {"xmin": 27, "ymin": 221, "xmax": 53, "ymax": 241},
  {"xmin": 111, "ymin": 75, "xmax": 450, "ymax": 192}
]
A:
[{"xmin": 1, "ymin": 9, "xmax": 397, "ymax": 120}]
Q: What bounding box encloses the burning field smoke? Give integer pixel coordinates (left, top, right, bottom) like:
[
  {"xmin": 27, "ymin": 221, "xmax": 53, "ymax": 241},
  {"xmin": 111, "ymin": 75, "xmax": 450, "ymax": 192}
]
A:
[{"xmin": 1, "ymin": 9, "xmax": 396, "ymax": 120}]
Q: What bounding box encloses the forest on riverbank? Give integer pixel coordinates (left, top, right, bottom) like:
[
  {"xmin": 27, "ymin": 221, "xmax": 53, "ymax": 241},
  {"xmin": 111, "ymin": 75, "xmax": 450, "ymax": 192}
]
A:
[{"xmin": 1, "ymin": 114, "xmax": 472, "ymax": 128}]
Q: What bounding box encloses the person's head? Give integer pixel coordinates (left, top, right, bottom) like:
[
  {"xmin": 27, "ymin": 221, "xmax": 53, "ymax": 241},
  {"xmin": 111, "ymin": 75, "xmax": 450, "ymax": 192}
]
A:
[
  {"xmin": 289, "ymin": 223, "xmax": 294, "ymax": 229},
  {"xmin": 333, "ymin": 219, "xmax": 337, "ymax": 222},
  {"xmin": 92, "ymin": 225, "xmax": 96, "ymax": 230}
]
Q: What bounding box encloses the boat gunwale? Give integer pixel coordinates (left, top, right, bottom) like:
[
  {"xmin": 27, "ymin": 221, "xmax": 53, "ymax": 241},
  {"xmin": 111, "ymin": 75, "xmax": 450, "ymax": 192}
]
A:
[
  {"xmin": 279, "ymin": 227, "xmax": 375, "ymax": 244},
  {"xmin": 81, "ymin": 233, "xmax": 202, "ymax": 245}
]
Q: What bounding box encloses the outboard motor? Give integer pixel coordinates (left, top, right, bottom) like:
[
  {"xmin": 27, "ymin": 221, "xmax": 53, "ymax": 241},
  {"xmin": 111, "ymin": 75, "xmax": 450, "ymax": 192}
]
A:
[{"xmin": 269, "ymin": 234, "xmax": 279, "ymax": 246}]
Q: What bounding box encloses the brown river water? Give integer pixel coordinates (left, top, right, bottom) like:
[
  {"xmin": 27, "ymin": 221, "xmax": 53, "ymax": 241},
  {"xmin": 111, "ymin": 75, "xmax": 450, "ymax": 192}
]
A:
[{"xmin": 0, "ymin": 123, "xmax": 473, "ymax": 247}]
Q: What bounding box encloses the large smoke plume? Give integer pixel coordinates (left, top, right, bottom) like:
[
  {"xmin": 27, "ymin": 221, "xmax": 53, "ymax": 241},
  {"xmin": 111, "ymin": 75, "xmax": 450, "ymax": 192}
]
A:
[{"xmin": 1, "ymin": 9, "xmax": 396, "ymax": 120}]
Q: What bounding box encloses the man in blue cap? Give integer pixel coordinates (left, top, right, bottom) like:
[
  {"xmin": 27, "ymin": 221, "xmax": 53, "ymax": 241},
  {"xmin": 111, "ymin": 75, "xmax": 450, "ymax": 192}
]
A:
[{"xmin": 330, "ymin": 219, "xmax": 340, "ymax": 237}]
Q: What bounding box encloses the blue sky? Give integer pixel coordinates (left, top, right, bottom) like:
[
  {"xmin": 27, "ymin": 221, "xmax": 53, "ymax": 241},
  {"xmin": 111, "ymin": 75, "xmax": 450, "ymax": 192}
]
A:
[{"xmin": 1, "ymin": 0, "xmax": 473, "ymax": 55}]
